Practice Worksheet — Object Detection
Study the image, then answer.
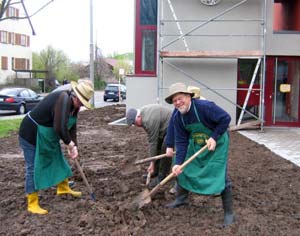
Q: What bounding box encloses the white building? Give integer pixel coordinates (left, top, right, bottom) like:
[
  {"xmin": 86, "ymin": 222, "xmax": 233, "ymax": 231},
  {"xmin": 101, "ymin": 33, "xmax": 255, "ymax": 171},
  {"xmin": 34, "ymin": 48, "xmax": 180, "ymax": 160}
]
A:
[
  {"xmin": 127, "ymin": 0, "xmax": 300, "ymax": 128},
  {"xmin": 0, "ymin": 3, "xmax": 32, "ymax": 85}
]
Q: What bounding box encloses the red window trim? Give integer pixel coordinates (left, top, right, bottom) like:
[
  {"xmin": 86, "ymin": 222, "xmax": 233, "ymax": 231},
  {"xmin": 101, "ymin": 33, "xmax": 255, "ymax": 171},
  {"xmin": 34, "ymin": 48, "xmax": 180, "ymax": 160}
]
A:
[{"xmin": 134, "ymin": 0, "xmax": 157, "ymax": 76}]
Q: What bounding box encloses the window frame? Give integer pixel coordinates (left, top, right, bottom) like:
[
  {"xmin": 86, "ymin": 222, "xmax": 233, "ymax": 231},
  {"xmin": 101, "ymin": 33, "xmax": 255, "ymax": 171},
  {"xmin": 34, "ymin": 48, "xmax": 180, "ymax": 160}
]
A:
[{"xmin": 134, "ymin": 0, "xmax": 157, "ymax": 76}]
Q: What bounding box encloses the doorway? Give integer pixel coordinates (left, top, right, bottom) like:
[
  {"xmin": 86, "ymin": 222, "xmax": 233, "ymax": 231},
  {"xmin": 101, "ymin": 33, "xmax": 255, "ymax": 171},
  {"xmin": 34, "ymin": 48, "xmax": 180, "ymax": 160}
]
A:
[{"xmin": 265, "ymin": 57, "xmax": 300, "ymax": 126}]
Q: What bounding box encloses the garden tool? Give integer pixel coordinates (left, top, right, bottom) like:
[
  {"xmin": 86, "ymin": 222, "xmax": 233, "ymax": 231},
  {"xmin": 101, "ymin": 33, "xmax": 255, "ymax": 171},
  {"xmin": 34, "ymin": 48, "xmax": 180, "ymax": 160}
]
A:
[
  {"xmin": 74, "ymin": 158, "xmax": 96, "ymax": 201},
  {"xmin": 138, "ymin": 171, "xmax": 152, "ymax": 206},
  {"xmin": 133, "ymin": 144, "xmax": 208, "ymax": 209},
  {"xmin": 121, "ymin": 152, "xmax": 172, "ymax": 175},
  {"xmin": 134, "ymin": 152, "xmax": 174, "ymax": 165}
]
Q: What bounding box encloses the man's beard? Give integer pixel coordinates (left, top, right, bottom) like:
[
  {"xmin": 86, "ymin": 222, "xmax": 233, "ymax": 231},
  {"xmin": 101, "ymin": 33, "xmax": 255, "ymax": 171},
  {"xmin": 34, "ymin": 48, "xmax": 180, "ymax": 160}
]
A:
[{"xmin": 178, "ymin": 104, "xmax": 189, "ymax": 114}]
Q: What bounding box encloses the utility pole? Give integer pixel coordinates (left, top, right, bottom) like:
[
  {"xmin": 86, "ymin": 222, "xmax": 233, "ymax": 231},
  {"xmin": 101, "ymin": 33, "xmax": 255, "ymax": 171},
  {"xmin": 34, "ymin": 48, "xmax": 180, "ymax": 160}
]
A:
[{"xmin": 89, "ymin": 0, "xmax": 95, "ymax": 106}]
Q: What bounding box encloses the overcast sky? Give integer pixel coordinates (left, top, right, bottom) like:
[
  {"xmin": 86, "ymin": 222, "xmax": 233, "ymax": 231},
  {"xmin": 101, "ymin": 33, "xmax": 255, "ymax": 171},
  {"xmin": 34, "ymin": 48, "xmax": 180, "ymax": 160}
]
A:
[{"xmin": 25, "ymin": 0, "xmax": 134, "ymax": 62}]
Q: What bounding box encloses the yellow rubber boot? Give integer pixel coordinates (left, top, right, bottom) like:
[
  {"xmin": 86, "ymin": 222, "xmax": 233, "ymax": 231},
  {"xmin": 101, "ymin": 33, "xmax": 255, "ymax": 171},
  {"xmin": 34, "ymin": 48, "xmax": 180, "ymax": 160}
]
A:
[
  {"xmin": 57, "ymin": 179, "xmax": 82, "ymax": 197},
  {"xmin": 27, "ymin": 192, "xmax": 48, "ymax": 215}
]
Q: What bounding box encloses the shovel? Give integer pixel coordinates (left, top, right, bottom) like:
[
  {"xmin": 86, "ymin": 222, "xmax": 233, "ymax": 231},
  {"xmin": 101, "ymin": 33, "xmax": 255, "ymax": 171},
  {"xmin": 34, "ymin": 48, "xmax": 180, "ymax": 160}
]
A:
[
  {"xmin": 134, "ymin": 152, "xmax": 175, "ymax": 165},
  {"xmin": 134, "ymin": 144, "xmax": 208, "ymax": 209},
  {"xmin": 121, "ymin": 153, "xmax": 172, "ymax": 175},
  {"xmin": 74, "ymin": 158, "xmax": 96, "ymax": 201},
  {"xmin": 138, "ymin": 171, "xmax": 152, "ymax": 206}
]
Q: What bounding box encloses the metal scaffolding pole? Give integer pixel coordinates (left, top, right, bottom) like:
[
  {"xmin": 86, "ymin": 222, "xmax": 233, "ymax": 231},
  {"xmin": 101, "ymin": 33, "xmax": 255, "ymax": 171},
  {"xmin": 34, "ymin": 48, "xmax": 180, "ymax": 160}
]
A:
[
  {"xmin": 260, "ymin": 0, "xmax": 267, "ymax": 131},
  {"xmin": 162, "ymin": 0, "xmax": 248, "ymax": 49},
  {"xmin": 237, "ymin": 58, "xmax": 261, "ymax": 125},
  {"xmin": 164, "ymin": 60, "xmax": 262, "ymax": 121}
]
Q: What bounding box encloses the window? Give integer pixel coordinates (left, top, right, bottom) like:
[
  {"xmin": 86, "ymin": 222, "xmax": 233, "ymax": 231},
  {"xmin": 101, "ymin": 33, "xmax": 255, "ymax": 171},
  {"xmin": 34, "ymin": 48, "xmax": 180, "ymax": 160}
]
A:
[
  {"xmin": 140, "ymin": 0, "xmax": 157, "ymax": 25},
  {"xmin": 6, "ymin": 6, "xmax": 19, "ymax": 18},
  {"xmin": 142, "ymin": 30, "xmax": 156, "ymax": 71},
  {"xmin": 135, "ymin": 0, "xmax": 157, "ymax": 75},
  {"xmin": 20, "ymin": 35, "xmax": 26, "ymax": 46},
  {"xmin": 20, "ymin": 90, "xmax": 30, "ymax": 97},
  {"xmin": 273, "ymin": 0, "xmax": 300, "ymax": 32},
  {"xmin": 1, "ymin": 57, "xmax": 8, "ymax": 70},
  {"xmin": 0, "ymin": 31, "xmax": 8, "ymax": 43},
  {"xmin": 14, "ymin": 58, "xmax": 27, "ymax": 70}
]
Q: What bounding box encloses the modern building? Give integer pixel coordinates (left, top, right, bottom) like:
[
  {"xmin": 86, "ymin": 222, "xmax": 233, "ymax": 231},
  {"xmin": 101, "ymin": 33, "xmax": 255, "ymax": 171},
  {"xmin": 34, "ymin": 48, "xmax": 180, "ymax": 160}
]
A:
[
  {"xmin": 0, "ymin": 3, "xmax": 32, "ymax": 85},
  {"xmin": 127, "ymin": 0, "xmax": 300, "ymax": 128}
]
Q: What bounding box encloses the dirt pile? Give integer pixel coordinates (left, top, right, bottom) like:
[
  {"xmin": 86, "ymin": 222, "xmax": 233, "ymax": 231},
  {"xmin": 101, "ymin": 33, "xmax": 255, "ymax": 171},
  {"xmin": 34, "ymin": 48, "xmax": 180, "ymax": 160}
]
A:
[{"xmin": 0, "ymin": 104, "xmax": 300, "ymax": 236}]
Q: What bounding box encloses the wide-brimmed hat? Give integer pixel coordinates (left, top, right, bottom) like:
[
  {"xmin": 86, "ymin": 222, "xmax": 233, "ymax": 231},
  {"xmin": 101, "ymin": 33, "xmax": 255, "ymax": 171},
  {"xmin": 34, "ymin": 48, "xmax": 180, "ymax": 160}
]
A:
[
  {"xmin": 71, "ymin": 81, "xmax": 94, "ymax": 109},
  {"xmin": 165, "ymin": 82, "xmax": 194, "ymax": 104},
  {"xmin": 187, "ymin": 86, "xmax": 201, "ymax": 99}
]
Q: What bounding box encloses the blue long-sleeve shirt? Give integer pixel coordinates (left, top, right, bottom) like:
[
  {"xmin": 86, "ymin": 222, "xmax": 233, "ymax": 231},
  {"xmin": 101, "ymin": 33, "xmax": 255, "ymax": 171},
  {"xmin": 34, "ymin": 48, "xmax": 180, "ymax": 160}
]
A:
[{"xmin": 166, "ymin": 99, "xmax": 231, "ymax": 165}]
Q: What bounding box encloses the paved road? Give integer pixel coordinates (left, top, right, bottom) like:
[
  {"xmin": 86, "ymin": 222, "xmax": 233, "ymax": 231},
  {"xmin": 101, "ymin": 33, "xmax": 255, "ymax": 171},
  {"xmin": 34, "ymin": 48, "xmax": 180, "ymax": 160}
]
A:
[{"xmin": 0, "ymin": 90, "xmax": 124, "ymax": 120}]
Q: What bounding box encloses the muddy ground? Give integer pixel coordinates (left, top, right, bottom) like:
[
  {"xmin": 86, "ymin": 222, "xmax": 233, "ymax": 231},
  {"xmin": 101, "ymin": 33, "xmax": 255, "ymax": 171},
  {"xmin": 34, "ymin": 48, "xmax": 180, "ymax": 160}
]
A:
[{"xmin": 1, "ymin": 104, "xmax": 300, "ymax": 236}]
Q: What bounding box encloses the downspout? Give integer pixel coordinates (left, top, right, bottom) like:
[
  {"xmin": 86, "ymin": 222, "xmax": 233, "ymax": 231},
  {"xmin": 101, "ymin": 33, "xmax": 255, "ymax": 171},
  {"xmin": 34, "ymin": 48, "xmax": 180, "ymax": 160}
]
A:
[
  {"xmin": 260, "ymin": 0, "xmax": 267, "ymax": 131},
  {"xmin": 156, "ymin": 0, "xmax": 162, "ymax": 103}
]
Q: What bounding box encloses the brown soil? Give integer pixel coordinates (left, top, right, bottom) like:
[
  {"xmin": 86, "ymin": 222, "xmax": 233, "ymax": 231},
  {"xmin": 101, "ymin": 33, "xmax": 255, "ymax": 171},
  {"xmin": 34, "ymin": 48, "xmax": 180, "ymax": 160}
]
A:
[{"xmin": 1, "ymin": 104, "xmax": 300, "ymax": 236}]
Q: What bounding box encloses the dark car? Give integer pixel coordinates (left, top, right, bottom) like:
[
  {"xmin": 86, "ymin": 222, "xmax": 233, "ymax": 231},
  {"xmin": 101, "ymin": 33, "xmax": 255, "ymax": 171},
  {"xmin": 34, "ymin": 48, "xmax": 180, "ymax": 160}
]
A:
[
  {"xmin": 0, "ymin": 87, "xmax": 43, "ymax": 115},
  {"xmin": 103, "ymin": 84, "xmax": 126, "ymax": 102}
]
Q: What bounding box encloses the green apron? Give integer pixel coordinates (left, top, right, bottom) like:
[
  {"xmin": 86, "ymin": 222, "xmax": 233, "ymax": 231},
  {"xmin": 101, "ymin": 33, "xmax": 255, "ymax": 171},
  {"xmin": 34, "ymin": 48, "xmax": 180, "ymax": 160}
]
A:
[
  {"xmin": 177, "ymin": 102, "xmax": 229, "ymax": 195},
  {"xmin": 33, "ymin": 115, "xmax": 77, "ymax": 190}
]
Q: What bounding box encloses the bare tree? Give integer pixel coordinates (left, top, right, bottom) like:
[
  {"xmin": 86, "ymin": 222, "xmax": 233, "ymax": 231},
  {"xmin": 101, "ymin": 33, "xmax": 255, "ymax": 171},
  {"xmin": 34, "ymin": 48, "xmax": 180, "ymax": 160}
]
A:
[{"xmin": 0, "ymin": 0, "xmax": 54, "ymax": 35}]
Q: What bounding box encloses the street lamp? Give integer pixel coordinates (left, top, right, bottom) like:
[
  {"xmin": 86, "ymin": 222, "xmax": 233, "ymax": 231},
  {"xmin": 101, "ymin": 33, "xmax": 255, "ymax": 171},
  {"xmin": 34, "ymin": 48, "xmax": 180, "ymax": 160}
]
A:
[{"xmin": 89, "ymin": 0, "xmax": 95, "ymax": 106}]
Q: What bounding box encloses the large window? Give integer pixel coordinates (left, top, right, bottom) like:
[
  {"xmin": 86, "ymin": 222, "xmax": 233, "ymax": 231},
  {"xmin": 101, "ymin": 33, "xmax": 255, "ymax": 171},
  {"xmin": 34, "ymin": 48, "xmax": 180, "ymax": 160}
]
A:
[
  {"xmin": 0, "ymin": 31, "xmax": 8, "ymax": 43},
  {"xmin": 140, "ymin": 0, "xmax": 157, "ymax": 25},
  {"xmin": 273, "ymin": 0, "xmax": 300, "ymax": 32},
  {"xmin": 1, "ymin": 57, "xmax": 8, "ymax": 70},
  {"xmin": 142, "ymin": 30, "xmax": 156, "ymax": 71},
  {"xmin": 135, "ymin": 0, "xmax": 157, "ymax": 75}
]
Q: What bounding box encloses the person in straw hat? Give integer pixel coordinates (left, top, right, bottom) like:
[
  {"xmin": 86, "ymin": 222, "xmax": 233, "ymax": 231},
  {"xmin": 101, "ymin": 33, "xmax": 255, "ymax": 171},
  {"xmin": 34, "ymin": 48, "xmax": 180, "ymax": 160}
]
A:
[
  {"xmin": 166, "ymin": 85, "xmax": 206, "ymax": 194},
  {"xmin": 164, "ymin": 82, "xmax": 234, "ymax": 227},
  {"xmin": 18, "ymin": 81, "xmax": 94, "ymax": 215}
]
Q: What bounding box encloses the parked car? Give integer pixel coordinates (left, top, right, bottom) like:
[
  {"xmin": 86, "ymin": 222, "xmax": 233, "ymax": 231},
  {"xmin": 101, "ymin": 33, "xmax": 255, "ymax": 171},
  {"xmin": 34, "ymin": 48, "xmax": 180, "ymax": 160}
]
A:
[
  {"xmin": 103, "ymin": 84, "xmax": 126, "ymax": 102},
  {"xmin": 0, "ymin": 87, "xmax": 43, "ymax": 115}
]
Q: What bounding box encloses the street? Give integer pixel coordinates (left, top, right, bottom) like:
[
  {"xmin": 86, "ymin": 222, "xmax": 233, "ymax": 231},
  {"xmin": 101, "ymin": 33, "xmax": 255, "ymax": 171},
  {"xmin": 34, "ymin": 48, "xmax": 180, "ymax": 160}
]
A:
[{"xmin": 0, "ymin": 90, "xmax": 125, "ymax": 119}]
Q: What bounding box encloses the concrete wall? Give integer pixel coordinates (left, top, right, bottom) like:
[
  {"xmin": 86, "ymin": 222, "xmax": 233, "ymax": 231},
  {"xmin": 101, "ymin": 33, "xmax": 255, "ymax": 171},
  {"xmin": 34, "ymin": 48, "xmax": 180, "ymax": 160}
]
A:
[
  {"xmin": 265, "ymin": 0, "xmax": 300, "ymax": 56},
  {"xmin": 160, "ymin": 0, "xmax": 263, "ymax": 52},
  {"xmin": 125, "ymin": 76, "xmax": 158, "ymax": 110},
  {"xmin": 159, "ymin": 58, "xmax": 238, "ymax": 124}
]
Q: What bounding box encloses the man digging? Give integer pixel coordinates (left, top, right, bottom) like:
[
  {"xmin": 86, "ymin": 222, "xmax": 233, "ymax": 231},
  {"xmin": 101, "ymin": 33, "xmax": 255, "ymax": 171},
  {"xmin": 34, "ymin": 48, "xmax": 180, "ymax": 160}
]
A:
[{"xmin": 165, "ymin": 82, "xmax": 235, "ymax": 227}]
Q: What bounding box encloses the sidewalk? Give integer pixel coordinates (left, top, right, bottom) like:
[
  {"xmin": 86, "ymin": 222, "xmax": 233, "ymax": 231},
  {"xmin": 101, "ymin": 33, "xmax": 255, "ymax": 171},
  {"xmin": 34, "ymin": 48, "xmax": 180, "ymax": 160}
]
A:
[{"xmin": 239, "ymin": 127, "xmax": 300, "ymax": 167}]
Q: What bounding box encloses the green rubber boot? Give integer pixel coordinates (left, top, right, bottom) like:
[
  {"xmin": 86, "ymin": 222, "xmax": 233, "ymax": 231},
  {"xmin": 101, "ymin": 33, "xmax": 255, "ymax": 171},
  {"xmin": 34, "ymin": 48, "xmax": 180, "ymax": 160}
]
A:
[{"xmin": 166, "ymin": 185, "xmax": 189, "ymax": 208}]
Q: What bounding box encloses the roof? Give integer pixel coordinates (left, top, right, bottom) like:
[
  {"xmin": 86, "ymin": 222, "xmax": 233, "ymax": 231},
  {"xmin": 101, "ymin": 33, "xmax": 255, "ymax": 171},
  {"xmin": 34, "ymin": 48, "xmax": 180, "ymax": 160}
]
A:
[{"xmin": 104, "ymin": 58, "xmax": 118, "ymax": 67}]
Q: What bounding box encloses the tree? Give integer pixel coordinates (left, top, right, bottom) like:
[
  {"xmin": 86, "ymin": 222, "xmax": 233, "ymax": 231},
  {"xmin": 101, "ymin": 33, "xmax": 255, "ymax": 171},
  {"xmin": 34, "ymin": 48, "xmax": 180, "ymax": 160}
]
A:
[
  {"xmin": 108, "ymin": 52, "xmax": 133, "ymax": 83},
  {"xmin": 32, "ymin": 45, "xmax": 78, "ymax": 91},
  {"xmin": 0, "ymin": 0, "xmax": 54, "ymax": 35}
]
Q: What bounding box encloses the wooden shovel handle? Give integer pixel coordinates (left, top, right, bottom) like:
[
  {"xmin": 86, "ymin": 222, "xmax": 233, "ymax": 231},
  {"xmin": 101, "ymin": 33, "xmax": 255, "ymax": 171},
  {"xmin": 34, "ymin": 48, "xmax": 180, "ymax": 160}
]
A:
[
  {"xmin": 145, "ymin": 171, "xmax": 151, "ymax": 186},
  {"xmin": 134, "ymin": 152, "xmax": 175, "ymax": 165},
  {"xmin": 147, "ymin": 144, "xmax": 208, "ymax": 198},
  {"xmin": 74, "ymin": 158, "xmax": 94, "ymax": 196}
]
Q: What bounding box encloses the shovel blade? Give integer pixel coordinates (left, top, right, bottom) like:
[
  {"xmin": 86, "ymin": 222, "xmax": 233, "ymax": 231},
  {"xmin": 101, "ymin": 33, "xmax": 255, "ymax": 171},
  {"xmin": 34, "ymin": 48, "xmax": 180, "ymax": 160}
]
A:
[{"xmin": 138, "ymin": 189, "xmax": 151, "ymax": 208}]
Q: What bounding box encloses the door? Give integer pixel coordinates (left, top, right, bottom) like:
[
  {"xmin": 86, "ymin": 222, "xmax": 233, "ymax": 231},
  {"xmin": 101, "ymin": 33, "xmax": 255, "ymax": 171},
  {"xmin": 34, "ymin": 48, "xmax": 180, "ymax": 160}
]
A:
[{"xmin": 265, "ymin": 57, "xmax": 300, "ymax": 126}]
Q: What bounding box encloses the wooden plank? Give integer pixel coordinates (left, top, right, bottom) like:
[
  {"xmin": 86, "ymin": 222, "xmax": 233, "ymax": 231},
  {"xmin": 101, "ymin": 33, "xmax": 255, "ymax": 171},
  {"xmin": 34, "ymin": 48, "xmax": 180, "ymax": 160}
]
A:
[
  {"xmin": 229, "ymin": 120, "xmax": 261, "ymax": 131},
  {"xmin": 160, "ymin": 50, "xmax": 263, "ymax": 58}
]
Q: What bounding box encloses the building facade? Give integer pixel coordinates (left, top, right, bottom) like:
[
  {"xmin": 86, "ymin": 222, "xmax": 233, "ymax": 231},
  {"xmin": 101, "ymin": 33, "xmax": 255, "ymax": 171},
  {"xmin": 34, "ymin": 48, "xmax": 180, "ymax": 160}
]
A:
[
  {"xmin": 0, "ymin": 4, "xmax": 32, "ymax": 85},
  {"xmin": 127, "ymin": 0, "xmax": 300, "ymax": 127}
]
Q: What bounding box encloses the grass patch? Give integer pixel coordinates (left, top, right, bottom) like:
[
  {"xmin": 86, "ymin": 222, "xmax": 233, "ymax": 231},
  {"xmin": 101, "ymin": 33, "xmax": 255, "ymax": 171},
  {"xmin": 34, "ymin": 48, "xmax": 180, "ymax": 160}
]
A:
[{"xmin": 0, "ymin": 118, "xmax": 22, "ymax": 138}]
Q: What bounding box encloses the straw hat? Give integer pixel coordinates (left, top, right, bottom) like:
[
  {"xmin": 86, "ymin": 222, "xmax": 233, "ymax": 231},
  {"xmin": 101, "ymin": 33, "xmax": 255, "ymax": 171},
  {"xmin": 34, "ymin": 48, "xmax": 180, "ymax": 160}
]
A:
[
  {"xmin": 71, "ymin": 81, "xmax": 94, "ymax": 109},
  {"xmin": 165, "ymin": 82, "xmax": 194, "ymax": 104},
  {"xmin": 187, "ymin": 86, "xmax": 201, "ymax": 99}
]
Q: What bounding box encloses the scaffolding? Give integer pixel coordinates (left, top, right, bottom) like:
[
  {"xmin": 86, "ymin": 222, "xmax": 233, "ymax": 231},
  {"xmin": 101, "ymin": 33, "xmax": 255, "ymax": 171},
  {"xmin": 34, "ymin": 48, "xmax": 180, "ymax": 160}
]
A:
[{"xmin": 157, "ymin": 0, "xmax": 267, "ymax": 130}]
